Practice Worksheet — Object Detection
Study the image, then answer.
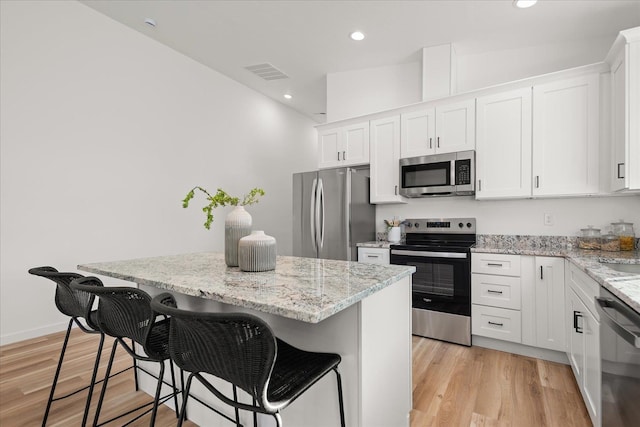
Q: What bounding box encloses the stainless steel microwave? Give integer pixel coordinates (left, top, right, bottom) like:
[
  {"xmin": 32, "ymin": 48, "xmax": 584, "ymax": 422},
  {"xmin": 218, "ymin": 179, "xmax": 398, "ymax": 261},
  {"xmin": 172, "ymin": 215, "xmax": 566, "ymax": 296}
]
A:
[{"xmin": 399, "ymin": 151, "xmax": 475, "ymax": 197}]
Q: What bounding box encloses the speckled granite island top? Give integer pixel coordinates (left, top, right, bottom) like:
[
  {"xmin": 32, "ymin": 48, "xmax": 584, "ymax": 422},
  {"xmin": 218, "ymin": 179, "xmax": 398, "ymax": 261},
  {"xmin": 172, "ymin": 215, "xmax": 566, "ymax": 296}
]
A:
[
  {"xmin": 472, "ymin": 243, "xmax": 640, "ymax": 314},
  {"xmin": 78, "ymin": 252, "xmax": 415, "ymax": 324}
]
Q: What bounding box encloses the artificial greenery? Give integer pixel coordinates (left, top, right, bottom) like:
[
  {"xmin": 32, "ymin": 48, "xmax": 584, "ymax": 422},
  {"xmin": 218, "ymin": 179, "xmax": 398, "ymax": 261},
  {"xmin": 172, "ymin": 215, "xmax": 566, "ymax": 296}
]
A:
[{"xmin": 182, "ymin": 186, "xmax": 265, "ymax": 230}]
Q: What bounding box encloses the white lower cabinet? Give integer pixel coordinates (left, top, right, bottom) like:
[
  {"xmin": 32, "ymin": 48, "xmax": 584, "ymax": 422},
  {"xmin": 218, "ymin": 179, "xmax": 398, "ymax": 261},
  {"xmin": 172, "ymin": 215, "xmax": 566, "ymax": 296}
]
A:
[
  {"xmin": 472, "ymin": 304, "xmax": 522, "ymax": 343},
  {"xmin": 357, "ymin": 247, "xmax": 390, "ymax": 265},
  {"xmin": 566, "ymin": 261, "xmax": 601, "ymax": 427}
]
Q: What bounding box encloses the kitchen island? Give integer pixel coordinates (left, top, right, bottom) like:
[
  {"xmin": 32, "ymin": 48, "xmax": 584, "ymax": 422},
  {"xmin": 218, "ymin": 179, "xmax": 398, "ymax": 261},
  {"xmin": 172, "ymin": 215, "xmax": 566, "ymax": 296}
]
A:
[{"xmin": 78, "ymin": 252, "xmax": 415, "ymax": 427}]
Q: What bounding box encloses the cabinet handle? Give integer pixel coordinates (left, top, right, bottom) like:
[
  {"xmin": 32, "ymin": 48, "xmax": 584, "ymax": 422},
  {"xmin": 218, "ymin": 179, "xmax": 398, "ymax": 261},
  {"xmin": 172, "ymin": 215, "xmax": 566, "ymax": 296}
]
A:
[
  {"xmin": 540, "ymin": 266, "xmax": 544, "ymax": 280},
  {"xmin": 573, "ymin": 311, "xmax": 583, "ymax": 334},
  {"xmin": 488, "ymin": 321, "xmax": 504, "ymax": 327},
  {"xmin": 487, "ymin": 263, "xmax": 503, "ymax": 267},
  {"xmin": 535, "ymin": 176, "xmax": 540, "ymax": 188},
  {"xmin": 437, "ymin": 137, "xmax": 440, "ymax": 148},
  {"xmin": 429, "ymin": 137, "xmax": 433, "ymax": 149},
  {"xmin": 343, "ymin": 150, "xmax": 346, "ymax": 160},
  {"xmin": 487, "ymin": 289, "xmax": 503, "ymax": 294},
  {"xmin": 367, "ymin": 255, "xmax": 380, "ymax": 259},
  {"xmin": 337, "ymin": 152, "xmax": 341, "ymax": 161},
  {"xmin": 395, "ymin": 185, "xmax": 398, "ymax": 195},
  {"xmin": 617, "ymin": 163, "xmax": 625, "ymax": 179}
]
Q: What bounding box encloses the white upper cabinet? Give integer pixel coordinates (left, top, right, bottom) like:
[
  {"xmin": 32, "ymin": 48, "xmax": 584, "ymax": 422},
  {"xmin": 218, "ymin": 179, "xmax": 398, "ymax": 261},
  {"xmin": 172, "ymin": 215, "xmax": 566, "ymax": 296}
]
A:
[
  {"xmin": 400, "ymin": 99, "xmax": 475, "ymax": 158},
  {"xmin": 370, "ymin": 115, "xmax": 406, "ymax": 204},
  {"xmin": 476, "ymin": 88, "xmax": 532, "ymax": 199},
  {"xmin": 607, "ymin": 27, "xmax": 640, "ymax": 191},
  {"xmin": 532, "ymin": 74, "xmax": 600, "ymax": 196},
  {"xmin": 317, "ymin": 121, "xmax": 369, "ymax": 169}
]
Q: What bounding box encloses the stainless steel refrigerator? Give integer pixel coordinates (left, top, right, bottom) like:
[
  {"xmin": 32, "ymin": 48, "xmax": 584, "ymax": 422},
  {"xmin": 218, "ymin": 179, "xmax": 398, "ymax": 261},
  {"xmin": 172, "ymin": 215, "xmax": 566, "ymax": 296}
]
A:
[{"xmin": 293, "ymin": 168, "xmax": 375, "ymax": 261}]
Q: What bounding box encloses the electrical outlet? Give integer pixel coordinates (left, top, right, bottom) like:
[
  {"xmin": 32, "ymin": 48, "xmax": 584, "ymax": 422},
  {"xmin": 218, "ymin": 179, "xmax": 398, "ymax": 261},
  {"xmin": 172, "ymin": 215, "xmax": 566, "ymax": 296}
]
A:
[{"xmin": 544, "ymin": 213, "xmax": 554, "ymax": 226}]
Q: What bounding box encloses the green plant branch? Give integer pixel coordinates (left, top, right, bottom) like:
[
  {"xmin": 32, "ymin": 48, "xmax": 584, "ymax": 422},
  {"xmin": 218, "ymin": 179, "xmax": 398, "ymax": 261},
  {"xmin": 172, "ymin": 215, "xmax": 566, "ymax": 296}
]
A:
[{"xmin": 182, "ymin": 186, "xmax": 265, "ymax": 230}]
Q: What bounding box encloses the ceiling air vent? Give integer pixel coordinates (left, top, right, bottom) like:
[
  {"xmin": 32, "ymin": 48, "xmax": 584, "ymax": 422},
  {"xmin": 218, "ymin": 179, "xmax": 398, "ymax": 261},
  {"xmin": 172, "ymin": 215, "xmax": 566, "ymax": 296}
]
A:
[{"xmin": 244, "ymin": 63, "xmax": 289, "ymax": 81}]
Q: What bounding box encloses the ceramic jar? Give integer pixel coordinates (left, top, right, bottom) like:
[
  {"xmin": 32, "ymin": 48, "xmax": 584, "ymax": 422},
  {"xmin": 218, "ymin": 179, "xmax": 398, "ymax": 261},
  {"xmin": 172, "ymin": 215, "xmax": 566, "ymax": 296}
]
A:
[
  {"xmin": 225, "ymin": 206, "xmax": 252, "ymax": 267},
  {"xmin": 238, "ymin": 231, "xmax": 277, "ymax": 272},
  {"xmin": 387, "ymin": 226, "xmax": 401, "ymax": 243}
]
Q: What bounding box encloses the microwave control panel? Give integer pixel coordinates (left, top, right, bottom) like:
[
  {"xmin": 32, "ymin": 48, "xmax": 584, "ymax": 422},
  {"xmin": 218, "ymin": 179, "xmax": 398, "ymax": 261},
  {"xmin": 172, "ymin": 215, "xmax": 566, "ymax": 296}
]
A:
[{"xmin": 455, "ymin": 159, "xmax": 472, "ymax": 185}]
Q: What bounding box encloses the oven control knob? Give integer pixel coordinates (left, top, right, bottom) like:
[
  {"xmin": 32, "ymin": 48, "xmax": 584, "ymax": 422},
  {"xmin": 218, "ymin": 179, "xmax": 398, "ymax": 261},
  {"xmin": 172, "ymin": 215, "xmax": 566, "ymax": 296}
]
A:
[
  {"xmin": 414, "ymin": 222, "xmax": 420, "ymax": 228},
  {"xmin": 406, "ymin": 222, "xmax": 412, "ymax": 228},
  {"xmin": 458, "ymin": 222, "xmax": 464, "ymax": 228},
  {"xmin": 467, "ymin": 222, "xmax": 472, "ymax": 228}
]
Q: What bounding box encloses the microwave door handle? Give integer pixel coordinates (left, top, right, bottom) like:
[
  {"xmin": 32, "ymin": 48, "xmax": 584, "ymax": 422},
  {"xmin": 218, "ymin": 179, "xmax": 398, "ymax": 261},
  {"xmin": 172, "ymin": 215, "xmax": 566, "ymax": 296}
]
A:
[{"xmin": 450, "ymin": 160, "xmax": 456, "ymax": 188}]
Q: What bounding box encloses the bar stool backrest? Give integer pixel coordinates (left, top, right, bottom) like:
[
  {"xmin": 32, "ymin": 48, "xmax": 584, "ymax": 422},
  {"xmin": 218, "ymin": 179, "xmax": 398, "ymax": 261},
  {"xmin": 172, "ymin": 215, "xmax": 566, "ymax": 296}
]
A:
[
  {"xmin": 28, "ymin": 266, "xmax": 96, "ymax": 328},
  {"xmin": 151, "ymin": 293, "xmax": 277, "ymax": 409}
]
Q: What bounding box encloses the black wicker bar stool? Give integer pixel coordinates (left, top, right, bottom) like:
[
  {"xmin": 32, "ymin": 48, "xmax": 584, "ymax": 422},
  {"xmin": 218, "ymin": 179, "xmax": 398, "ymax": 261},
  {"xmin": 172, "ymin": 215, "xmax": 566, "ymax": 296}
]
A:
[
  {"xmin": 150, "ymin": 293, "xmax": 346, "ymax": 427},
  {"xmin": 28, "ymin": 266, "xmax": 116, "ymax": 427},
  {"xmin": 70, "ymin": 277, "xmax": 181, "ymax": 427}
]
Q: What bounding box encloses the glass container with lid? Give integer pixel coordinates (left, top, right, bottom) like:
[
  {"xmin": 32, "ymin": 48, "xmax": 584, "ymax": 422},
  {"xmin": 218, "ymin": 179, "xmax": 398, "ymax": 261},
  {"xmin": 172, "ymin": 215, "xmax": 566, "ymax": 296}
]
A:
[
  {"xmin": 601, "ymin": 232, "xmax": 620, "ymax": 252},
  {"xmin": 611, "ymin": 220, "xmax": 635, "ymax": 251},
  {"xmin": 579, "ymin": 226, "xmax": 601, "ymax": 250}
]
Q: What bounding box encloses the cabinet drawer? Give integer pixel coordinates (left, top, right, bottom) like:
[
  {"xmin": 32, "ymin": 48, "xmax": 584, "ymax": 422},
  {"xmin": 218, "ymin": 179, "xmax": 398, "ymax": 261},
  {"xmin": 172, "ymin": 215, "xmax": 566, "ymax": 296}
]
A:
[
  {"xmin": 472, "ymin": 305, "xmax": 522, "ymax": 343},
  {"xmin": 357, "ymin": 247, "xmax": 390, "ymax": 265},
  {"xmin": 472, "ymin": 274, "xmax": 521, "ymax": 310},
  {"xmin": 567, "ymin": 261, "xmax": 599, "ymax": 320},
  {"xmin": 472, "ymin": 253, "xmax": 521, "ymax": 276}
]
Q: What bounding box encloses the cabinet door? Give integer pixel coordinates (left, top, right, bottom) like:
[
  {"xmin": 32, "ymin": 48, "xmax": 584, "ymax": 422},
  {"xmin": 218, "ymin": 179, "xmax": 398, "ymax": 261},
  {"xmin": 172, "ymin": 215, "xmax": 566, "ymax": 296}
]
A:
[
  {"xmin": 318, "ymin": 127, "xmax": 341, "ymax": 169},
  {"xmin": 532, "ymin": 74, "xmax": 599, "ymax": 196},
  {"xmin": 566, "ymin": 288, "xmax": 585, "ymax": 382},
  {"xmin": 583, "ymin": 308, "xmax": 601, "ymax": 426},
  {"xmin": 535, "ymin": 257, "xmax": 565, "ymax": 352},
  {"xmin": 400, "ymin": 109, "xmax": 435, "ymax": 158},
  {"xmin": 342, "ymin": 122, "xmax": 370, "ymax": 166},
  {"xmin": 476, "ymin": 88, "xmax": 532, "ymax": 199},
  {"xmin": 611, "ymin": 52, "xmax": 627, "ymax": 191},
  {"xmin": 370, "ymin": 116, "xmax": 406, "ymax": 204},
  {"xmin": 435, "ymin": 99, "xmax": 476, "ymax": 154}
]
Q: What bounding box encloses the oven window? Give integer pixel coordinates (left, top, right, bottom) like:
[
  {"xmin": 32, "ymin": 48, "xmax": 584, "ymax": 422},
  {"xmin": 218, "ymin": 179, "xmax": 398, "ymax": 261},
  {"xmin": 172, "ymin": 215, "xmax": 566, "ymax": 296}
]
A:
[
  {"xmin": 402, "ymin": 162, "xmax": 450, "ymax": 188},
  {"xmin": 410, "ymin": 261, "xmax": 455, "ymax": 296}
]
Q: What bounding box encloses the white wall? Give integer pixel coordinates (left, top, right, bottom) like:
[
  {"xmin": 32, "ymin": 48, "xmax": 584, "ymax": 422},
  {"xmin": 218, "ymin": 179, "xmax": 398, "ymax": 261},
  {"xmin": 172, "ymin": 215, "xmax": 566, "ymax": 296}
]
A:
[
  {"xmin": 376, "ymin": 195, "xmax": 640, "ymax": 237},
  {"xmin": 457, "ymin": 36, "xmax": 614, "ymax": 94},
  {"xmin": 326, "ymin": 62, "xmax": 422, "ymax": 122},
  {"xmin": 0, "ymin": 1, "xmax": 317, "ymax": 344}
]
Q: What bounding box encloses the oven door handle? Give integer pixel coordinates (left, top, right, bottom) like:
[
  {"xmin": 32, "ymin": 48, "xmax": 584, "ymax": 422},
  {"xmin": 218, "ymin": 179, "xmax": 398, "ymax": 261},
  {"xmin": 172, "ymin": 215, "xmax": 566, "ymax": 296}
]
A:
[
  {"xmin": 595, "ymin": 297, "xmax": 640, "ymax": 349},
  {"xmin": 390, "ymin": 249, "xmax": 468, "ymax": 259}
]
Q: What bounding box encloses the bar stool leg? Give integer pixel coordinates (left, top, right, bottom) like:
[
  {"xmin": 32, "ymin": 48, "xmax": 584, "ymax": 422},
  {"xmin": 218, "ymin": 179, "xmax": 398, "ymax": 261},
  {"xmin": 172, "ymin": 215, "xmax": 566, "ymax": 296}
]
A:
[
  {"xmin": 81, "ymin": 333, "xmax": 105, "ymax": 427},
  {"xmin": 42, "ymin": 319, "xmax": 73, "ymax": 426},
  {"xmin": 93, "ymin": 340, "xmax": 118, "ymax": 427},
  {"xmin": 334, "ymin": 367, "xmax": 346, "ymax": 427}
]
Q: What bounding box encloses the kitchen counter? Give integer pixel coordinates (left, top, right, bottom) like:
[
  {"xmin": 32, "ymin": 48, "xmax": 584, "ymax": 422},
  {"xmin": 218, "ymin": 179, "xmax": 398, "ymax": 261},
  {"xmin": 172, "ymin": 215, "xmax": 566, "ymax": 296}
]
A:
[
  {"xmin": 472, "ymin": 244, "xmax": 640, "ymax": 313},
  {"xmin": 78, "ymin": 252, "xmax": 415, "ymax": 427},
  {"xmin": 356, "ymin": 240, "xmax": 395, "ymax": 248},
  {"xmin": 78, "ymin": 252, "xmax": 414, "ymax": 323}
]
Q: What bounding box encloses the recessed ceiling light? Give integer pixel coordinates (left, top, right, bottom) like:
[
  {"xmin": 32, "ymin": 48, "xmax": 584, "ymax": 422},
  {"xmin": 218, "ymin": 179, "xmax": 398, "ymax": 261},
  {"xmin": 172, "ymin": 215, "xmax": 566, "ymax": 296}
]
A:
[
  {"xmin": 284, "ymin": 94, "xmax": 293, "ymax": 100},
  {"xmin": 350, "ymin": 31, "xmax": 365, "ymax": 41},
  {"xmin": 513, "ymin": 0, "xmax": 537, "ymax": 8},
  {"xmin": 144, "ymin": 18, "xmax": 157, "ymax": 27}
]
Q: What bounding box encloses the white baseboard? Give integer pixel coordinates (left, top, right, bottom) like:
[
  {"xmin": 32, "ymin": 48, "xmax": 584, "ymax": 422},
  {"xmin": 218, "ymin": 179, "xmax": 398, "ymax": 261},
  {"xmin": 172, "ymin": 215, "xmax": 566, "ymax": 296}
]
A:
[
  {"xmin": 0, "ymin": 320, "xmax": 70, "ymax": 346},
  {"xmin": 472, "ymin": 335, "xmax": 569, "ymax": 365}
]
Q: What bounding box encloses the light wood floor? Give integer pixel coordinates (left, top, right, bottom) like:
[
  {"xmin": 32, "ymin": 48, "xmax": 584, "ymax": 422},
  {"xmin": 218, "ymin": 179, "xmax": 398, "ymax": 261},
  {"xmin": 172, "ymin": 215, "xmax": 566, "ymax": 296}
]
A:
[{"xmin": 0, "ymin": 329, "xmax": 591, "ymax": 426}]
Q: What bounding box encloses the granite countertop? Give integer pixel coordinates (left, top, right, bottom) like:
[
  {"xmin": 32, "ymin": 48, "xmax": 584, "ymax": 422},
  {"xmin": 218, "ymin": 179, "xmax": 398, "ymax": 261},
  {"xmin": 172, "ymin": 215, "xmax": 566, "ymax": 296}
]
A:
[
  {"xmin": 78, "ymin": 252, "xmax": 415, "ymax": 324},
  {"xmin": 357, "ymin": 241, "xmax": 395, "ymax": 249},
  {"xmin": 472, "ymin": 244, "xmax": 640, "ymax": 313}
]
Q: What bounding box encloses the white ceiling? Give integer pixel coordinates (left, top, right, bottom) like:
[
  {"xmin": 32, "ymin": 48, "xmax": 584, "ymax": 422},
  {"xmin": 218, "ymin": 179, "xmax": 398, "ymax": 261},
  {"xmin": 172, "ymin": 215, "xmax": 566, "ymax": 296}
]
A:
[{"xmin": 80, "ymin": 0, "xmax": 640, "ymax": 123}]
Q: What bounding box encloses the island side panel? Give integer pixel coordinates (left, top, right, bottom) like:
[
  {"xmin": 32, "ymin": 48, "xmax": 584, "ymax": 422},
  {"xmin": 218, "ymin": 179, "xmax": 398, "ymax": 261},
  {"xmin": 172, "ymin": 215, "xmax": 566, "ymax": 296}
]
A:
[
  {"xmin": 137, "ymin": 283, "xmax": 361, "ymax": 427},
  {"xmin": 360, "ymin": 275, "xmax": 412, "ymax": 427}
]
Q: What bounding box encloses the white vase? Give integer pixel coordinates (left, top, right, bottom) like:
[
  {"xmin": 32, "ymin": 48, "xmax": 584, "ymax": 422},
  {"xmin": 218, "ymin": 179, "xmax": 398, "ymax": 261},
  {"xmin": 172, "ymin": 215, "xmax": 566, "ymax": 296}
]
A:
[
  {"xmin": 238, "ymin": 230, "xmax": 277, "ymax": 272},
  {"xmin": 388, "ymin": 226, "xmax": 401, "ymax": 243},
  {"xmin": 225, "ymin": 206, "xmax": 252, "ymax": 267}
]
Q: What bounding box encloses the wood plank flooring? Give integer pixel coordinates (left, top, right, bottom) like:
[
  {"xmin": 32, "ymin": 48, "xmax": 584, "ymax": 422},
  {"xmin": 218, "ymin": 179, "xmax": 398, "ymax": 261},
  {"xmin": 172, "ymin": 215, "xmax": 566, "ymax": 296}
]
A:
[{"xmin": 0, "ymin": 329, "xmax": 591, "ymax": 426}]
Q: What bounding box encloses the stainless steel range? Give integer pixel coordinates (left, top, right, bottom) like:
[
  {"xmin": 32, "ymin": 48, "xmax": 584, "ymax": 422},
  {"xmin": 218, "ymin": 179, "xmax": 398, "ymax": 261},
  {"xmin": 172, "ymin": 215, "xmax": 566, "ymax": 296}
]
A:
[{"xmin": 390, "ymin": 218, "xmax": 476, "ymax": 346}]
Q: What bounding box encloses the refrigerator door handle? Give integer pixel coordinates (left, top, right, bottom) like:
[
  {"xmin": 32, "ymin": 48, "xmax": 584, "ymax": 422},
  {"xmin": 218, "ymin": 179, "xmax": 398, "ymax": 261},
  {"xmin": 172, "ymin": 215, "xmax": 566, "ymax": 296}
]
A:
[
  {"xmin": 310, "ymin": 178, "xmax": 317, "ymax": 251},
  {"xmin": 317, "ymin": 178, "xmax": 325, "ymax": 250}
]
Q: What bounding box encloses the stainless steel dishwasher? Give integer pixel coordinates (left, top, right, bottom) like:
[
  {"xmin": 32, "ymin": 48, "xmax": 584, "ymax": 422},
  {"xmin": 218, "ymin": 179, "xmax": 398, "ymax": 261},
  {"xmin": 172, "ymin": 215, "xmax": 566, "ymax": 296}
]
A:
[{"xmin": 596, "ymin": 287, "xmax": 640, "ymax": 426}]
